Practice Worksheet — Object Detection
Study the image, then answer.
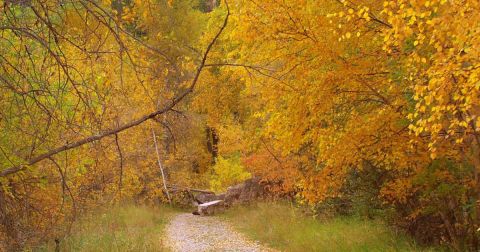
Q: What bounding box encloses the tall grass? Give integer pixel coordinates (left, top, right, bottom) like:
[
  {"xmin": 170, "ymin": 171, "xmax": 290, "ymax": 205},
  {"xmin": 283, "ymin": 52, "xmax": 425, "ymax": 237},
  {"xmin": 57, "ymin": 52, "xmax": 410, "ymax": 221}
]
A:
[
  {"xmin": 224, "ymin": 202, "xmax": 437, "ymax": 252},
  {"xmin": 35, "ymin": 205, "xmax": 175, "ymax": 252}
]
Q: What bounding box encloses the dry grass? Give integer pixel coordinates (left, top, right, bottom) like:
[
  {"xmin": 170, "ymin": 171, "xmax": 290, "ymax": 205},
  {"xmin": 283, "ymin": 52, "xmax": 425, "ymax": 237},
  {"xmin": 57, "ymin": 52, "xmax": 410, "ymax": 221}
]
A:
[
  {"xmin": 224, "ymin": 202, "xmax": 439, "ymax": 252},
  {"xmin": 34, "ymin": 205, "xmax": 176, "ymax": 252}
]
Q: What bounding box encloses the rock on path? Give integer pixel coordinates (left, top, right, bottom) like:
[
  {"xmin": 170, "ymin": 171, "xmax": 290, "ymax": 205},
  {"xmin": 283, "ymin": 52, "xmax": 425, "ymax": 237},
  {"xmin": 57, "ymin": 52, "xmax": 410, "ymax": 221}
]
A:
[{"xmin": 165, "ymin": 213, "xmax": 274, "ymax": 252}]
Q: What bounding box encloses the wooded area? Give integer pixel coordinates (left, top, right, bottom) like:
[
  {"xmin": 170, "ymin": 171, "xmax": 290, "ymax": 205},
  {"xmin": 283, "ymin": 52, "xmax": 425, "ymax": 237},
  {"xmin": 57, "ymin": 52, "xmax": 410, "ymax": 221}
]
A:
[{"xmin": 1, "ymin": 0, "xmax": 479, "ymax": 250}]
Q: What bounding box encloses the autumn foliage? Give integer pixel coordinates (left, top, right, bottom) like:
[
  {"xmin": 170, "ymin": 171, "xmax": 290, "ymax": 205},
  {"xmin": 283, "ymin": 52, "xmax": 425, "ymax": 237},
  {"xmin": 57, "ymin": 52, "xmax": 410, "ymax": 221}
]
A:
[{"xmin": 0, "ymin": 0, "xmax": 479, "ymax": 250}]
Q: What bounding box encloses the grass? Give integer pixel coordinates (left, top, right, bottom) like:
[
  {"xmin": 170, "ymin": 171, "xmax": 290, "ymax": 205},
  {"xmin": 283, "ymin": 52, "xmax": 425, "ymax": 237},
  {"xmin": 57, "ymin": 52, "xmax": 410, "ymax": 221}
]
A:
[
  {"xmin": 35, "ymin": 205, "xmax": 176, "ymax": 252},
  {"xmin": 224, "ymin": 202, "xmax": 437, "ymax": 252}
]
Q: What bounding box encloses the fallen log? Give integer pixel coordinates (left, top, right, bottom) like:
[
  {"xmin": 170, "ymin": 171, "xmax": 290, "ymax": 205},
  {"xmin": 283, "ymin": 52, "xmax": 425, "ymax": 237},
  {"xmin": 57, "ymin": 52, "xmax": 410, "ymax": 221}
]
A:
[{"xmin": 197, "ymin": 200, "xmax": 225, "ymax": 216}]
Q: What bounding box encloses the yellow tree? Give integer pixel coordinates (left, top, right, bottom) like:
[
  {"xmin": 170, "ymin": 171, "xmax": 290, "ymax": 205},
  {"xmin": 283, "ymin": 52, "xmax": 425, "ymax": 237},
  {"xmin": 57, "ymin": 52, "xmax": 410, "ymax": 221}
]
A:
[
  {"xmin": 199, "ymin": 0, "xmax": 478, "ymax": 247},
  {"xmin": 0, "ymin": 0, "xmax": 231, "ymax": 248}
]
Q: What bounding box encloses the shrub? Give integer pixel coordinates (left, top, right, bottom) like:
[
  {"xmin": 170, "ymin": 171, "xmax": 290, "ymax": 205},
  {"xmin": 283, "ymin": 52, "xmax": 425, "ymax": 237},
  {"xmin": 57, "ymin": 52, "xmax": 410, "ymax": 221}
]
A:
[{"xmin": 209, "ymin": 155, "xmax": 251, "ymax": 192}]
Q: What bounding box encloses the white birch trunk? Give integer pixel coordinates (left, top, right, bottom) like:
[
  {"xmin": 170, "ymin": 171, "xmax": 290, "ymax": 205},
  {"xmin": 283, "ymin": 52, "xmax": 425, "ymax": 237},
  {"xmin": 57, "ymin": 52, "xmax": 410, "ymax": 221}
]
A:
[{"xmin": 152, "ymin": 129, "xmax": 172, "ymax": 205}]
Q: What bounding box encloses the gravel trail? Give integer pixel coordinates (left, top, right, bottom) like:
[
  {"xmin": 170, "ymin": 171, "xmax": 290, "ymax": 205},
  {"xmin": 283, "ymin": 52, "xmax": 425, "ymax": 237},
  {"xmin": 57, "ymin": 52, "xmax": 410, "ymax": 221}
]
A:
[{"xmin": 165, "ymin": 213, "xmax": 274, "ymax": 252}]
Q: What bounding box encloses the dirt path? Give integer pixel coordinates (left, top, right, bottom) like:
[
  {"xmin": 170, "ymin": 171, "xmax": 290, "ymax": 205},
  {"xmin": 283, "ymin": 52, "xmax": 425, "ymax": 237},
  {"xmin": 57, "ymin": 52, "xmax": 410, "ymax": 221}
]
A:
[{"xmin": 165, "ymin": 213, "xmax": 274, "ymax": 252}]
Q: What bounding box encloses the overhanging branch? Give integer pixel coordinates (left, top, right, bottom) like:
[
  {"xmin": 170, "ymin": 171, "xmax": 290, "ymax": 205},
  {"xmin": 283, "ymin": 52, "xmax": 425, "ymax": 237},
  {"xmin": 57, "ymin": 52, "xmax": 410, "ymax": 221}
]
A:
[{"xmin": 0, "ymin": 1, "xmax": 230, "ymax": 178}]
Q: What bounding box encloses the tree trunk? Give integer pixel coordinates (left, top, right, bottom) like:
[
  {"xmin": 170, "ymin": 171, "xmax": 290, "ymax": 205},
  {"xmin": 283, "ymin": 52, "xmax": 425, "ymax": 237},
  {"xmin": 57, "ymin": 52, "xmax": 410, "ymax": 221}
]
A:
[
  {"xmin": 152, "ymin": 129, "xmax": 172, "ymax": 205},
  {"xmin": 206, "ymin": 126, "xmax": 219, "ymax": 164}
]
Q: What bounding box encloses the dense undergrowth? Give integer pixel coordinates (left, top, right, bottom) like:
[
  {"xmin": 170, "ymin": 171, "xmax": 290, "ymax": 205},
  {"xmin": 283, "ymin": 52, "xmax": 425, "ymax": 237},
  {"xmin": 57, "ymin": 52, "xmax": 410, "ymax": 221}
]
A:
[
  {"xmin": 224, "ymin": 202, "xmax": 442, "ymax": 252},
  {"xmin": 32, "ymin": 205, "xmax": 176, "ymax": 252}
]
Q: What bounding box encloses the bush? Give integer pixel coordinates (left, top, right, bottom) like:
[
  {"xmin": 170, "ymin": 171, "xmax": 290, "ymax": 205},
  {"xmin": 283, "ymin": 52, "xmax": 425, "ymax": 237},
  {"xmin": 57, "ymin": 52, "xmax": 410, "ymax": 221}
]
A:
[
  {"xmin": 209, "ymin": 155, "xmax": 251, "ymax": 192},
  {"xmin": 390, "ymin": 159, "xmax": 476, "ymax": 250}
]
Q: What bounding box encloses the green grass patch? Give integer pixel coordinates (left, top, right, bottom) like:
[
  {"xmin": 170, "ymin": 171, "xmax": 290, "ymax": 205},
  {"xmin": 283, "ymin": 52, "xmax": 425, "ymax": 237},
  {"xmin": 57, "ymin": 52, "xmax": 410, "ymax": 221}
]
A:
[
  {"xmin": 224, "ymin": 202, "xmax": 437, "ymax": 252},
  {"xmin": 35, "ymin": 205, "xmax": 176, "ymax": 252}
]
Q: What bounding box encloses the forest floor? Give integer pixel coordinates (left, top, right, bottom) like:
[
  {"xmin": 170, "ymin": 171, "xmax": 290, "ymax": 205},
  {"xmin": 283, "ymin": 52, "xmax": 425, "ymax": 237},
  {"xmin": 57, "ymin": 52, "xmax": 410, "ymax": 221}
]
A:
[{"xmin": 165, "ymin": 213, "xmax": 275, "ymax": 252}]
